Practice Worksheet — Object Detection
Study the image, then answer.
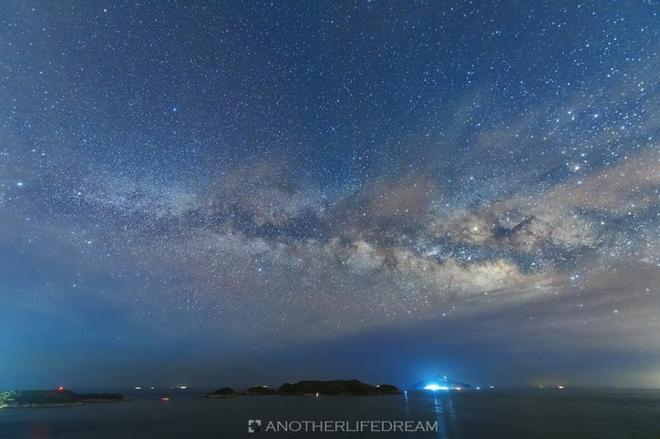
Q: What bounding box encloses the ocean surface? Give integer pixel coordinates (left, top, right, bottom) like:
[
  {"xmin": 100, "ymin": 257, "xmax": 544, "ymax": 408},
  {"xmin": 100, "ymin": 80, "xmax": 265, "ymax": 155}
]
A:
[{"xmin": 1, "ymin": 388, "xmax": 659, "ymax": 438}]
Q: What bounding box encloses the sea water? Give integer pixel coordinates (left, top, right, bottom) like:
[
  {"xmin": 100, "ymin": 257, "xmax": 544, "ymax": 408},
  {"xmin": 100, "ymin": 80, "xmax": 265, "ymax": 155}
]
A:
[{"xmin": 1, "ymin": 388, "xmax": 659, "ymax": 438}]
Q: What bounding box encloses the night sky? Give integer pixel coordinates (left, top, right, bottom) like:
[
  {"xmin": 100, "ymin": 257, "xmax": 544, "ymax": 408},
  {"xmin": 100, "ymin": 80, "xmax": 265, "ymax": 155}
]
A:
[{"xmin": 1, "ymin": 1, "xmax": 659, "ymax": 390}]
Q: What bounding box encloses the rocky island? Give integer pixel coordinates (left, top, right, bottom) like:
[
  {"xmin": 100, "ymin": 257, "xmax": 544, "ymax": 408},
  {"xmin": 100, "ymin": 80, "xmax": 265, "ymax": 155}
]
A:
[
  {"xmin": 0, "ymin": 389, "xmax": 126, "ymax": 408},
  {"xmin": 244, "ymin": 385, "xmax": 279, "ymax": 395},
  {"xmin": 205, "ymin": 379, "xmax": 401, "ymax": 398},
  {"xmin": 278, "ymin": 379, "xmax": 400, "ymax": 396},
  {"xmin": 205, "ymin": 387, "xmax": 239, "ymax": 398}
]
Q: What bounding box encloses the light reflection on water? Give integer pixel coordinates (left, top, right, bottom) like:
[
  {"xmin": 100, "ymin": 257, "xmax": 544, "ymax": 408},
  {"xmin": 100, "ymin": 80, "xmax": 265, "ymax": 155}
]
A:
[
  {"xmin": 404, "ymin": 391, "xmax": 458, "ymax": 439},
  {"xmin": 432, "ymin": 394, "xmax": 448, "ymax": 439},
  {"xmin": 432, "ymin": 392, "xmax": 459, "ymax": 439}
]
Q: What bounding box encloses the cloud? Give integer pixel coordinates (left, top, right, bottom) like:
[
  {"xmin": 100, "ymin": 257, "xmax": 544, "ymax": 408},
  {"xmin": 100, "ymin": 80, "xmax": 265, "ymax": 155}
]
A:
[{"xmin": 0, "ymin": 119, "xmax": 656, "ymax": 344}]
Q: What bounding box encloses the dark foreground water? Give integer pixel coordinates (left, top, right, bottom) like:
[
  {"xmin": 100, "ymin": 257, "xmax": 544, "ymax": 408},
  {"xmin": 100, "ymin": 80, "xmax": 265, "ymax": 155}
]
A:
[{"xmin": 1, "ymin": 389, "xmax": 659, "ymax": 438}]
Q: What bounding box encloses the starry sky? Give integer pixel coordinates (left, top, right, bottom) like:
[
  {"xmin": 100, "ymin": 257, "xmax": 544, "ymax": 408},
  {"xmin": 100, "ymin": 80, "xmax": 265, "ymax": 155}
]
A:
[{"xmin": 1, "ymin": 1, "xmax": 659, "ymax": 390}]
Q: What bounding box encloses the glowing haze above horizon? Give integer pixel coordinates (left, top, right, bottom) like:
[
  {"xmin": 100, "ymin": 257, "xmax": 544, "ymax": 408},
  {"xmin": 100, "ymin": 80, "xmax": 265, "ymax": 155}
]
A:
[{"xmin": 1, "ymin": 1, "xmax": 659, "ymax": 390}]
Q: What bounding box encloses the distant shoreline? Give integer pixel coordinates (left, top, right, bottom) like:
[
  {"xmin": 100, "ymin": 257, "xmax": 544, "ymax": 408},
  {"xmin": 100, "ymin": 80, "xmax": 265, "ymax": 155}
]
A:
[{"xmin": 0, "ymin": 390, "xmax": 126, "ymax": 409}]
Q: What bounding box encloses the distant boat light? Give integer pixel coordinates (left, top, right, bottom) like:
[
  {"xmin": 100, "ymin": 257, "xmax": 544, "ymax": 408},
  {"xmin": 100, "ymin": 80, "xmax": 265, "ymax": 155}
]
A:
[
  {"xmin": 179, "ymin": 386, "xmax": 187, "ymax": 390},
  {"xmin": 424, "ymin": 383, "xmax": 449, "ymax": 391}
]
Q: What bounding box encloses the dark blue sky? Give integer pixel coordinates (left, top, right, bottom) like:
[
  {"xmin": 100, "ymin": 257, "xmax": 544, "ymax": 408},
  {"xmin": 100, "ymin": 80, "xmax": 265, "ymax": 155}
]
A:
[{"xmin": 0, "ymin": 0, "xmax": 658, "ymax": 390}]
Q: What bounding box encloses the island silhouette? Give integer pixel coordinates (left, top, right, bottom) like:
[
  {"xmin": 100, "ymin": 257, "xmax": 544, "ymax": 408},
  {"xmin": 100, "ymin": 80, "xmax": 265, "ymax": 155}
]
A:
[
  {"xmin": 0, "ymin": 389, "xmax": 125, "ymax": 408},
  {"xmin": 205, "ymin": 379, "xmax": 401, "ymax": 398},
  {"xmin": 2, "ymin": 379, "xmax": 406, "ymax": 407}
]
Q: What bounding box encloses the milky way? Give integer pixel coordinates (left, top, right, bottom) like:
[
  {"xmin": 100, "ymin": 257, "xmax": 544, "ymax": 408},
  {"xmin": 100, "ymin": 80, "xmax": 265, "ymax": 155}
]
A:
[{"xmin": 0, "ymin": 1, "xmax": 658, "ymax": 388}]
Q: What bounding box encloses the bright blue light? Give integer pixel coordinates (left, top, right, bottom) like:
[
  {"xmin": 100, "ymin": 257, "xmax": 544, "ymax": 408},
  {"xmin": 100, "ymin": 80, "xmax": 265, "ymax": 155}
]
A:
[{"xmin": 424, "ymin": 383, "xmax": 449, "ymax": 391}]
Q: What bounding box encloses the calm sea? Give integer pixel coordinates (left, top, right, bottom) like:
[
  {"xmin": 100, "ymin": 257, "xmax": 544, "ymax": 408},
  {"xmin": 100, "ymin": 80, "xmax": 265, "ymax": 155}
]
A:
[{"xmin": 1, "ymin": 389, "xmax": 659, "ymax": 438}]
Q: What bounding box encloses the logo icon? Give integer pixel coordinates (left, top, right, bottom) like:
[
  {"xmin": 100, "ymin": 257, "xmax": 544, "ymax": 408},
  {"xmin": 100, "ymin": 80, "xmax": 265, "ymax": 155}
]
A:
[{"xmin": 248, "ymin": 419, "xmax": 262, "ymax": 433}]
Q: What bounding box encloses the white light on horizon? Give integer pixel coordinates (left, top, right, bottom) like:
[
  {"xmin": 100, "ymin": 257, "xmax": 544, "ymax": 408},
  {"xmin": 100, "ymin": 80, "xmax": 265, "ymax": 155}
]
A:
[{"xmin": 424, "ymin": 384, "xmax": 449, "ymax": 391}]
